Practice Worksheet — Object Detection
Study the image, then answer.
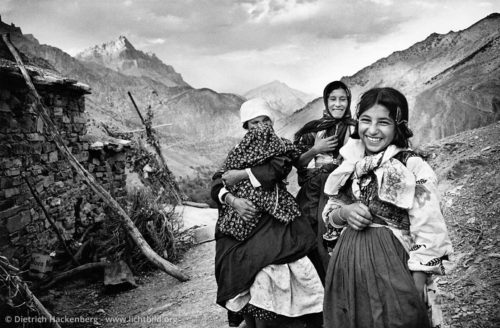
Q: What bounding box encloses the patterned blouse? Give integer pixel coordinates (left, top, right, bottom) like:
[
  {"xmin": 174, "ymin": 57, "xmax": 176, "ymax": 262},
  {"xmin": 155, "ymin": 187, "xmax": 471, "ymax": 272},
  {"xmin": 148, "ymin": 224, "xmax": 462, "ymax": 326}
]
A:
[{"xmin": 323, "ymin": 146, "xmax": 453, "ymax": 275}]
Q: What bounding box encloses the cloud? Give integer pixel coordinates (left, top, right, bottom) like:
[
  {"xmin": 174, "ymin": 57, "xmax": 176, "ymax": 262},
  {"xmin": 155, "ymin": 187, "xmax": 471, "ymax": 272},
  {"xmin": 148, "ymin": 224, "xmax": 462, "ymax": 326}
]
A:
[
  {"xmin": 3, "ymin": 0, "xmax": 421, "ymax": 54},
  {"xmin": 2, "ymin": 0, "xmax": 499, "ymax": 94}
]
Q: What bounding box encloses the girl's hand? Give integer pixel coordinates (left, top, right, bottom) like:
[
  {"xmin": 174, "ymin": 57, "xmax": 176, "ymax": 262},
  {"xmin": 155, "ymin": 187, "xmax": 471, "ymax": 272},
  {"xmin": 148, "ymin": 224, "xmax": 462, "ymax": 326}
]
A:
[
  {"xmin": 232, "ymin": 197, "xmax": 258, "ymax": 221},
  {"xmin": 313, "ymin": 134, "xmax": 338, "ymax": 154},
  {"xmin": 222, "ymin": 169, "xmax": 248, "ymax": 187},
  {"xmin": 340, "ymin": 202, "xmax": 372, "ymax": 230}
]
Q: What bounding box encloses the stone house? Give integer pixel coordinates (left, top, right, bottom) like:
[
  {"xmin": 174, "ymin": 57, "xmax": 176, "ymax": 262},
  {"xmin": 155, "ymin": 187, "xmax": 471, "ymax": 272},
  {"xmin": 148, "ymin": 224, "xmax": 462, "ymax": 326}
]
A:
[{"xmin": 0, "ymin": 45, "xmax": 130, "ymax": 269}]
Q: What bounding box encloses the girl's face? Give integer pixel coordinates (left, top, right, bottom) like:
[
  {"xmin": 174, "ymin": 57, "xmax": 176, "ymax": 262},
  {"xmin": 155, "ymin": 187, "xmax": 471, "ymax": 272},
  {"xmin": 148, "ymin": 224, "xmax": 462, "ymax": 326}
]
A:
[
  {"xmin": 358, "ymin": 104, "xmax": 396, "ymax": 155},
  {"xmin": 327, "ymin": 88, "xmax": 348, "ymax": 119},
  {"xmin": 247, "ymin": 115, "xmax": 273, "ymax": 130}
]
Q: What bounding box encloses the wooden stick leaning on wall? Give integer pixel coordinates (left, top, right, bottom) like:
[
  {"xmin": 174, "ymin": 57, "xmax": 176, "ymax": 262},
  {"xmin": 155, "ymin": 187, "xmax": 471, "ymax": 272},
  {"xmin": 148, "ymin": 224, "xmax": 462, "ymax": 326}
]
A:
[
  {"xmin": 24, "ymin": 177, "xmax": 80, "ymax": 266},
  {"xmin": 2, "ymin": 33, "xmax": 189, "ymax": 282}
]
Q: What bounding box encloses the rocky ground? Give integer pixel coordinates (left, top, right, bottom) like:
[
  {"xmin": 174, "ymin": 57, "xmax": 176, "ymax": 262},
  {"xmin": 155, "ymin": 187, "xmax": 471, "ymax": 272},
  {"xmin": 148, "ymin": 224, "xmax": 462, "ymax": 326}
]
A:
[
  {"xmin": 420, "ymin": 121, "xmax": 500, "ymax": 328},
  {"xmin": 41, "ymin": 122, "xmax": 500, "ymax": 328}
]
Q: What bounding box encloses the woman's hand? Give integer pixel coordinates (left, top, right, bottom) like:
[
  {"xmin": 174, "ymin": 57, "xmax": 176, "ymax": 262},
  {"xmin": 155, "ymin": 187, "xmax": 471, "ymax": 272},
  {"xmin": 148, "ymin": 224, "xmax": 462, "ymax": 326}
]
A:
[
  {"xmin": 340, "ymin": 202, "xmax": 372, "ymax": 230},
  {"xmin": 312, "ymin": 134, "xmax": 338, "ymax": 154},
  {"xmin": 412, "ymin": 271, "xmax": 427, "ymax": 302},
  {"xmin": 222, "ymin": 169, "xmax": 248, "ymax": 187},
  {"xmin": 232, "ymin": 197, "xmax": 258, "ymax": 221}
]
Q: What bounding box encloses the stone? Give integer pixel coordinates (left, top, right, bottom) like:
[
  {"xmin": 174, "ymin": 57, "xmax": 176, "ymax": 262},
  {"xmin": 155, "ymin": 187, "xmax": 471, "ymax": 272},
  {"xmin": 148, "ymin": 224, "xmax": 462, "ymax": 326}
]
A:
[
  {"xmin": 0, "ymin": 205, "xmax": 23, "ymax": 220},
  {"xmin": 73, "ymin": 115, "xmax": 87, "ymax": 124},
  {"xmin": 36, "ymin": 117, "xmax": 44, "ymax": 133},
  {"xmin": 4, "ymin": 187, "xmax": 20, "ymax": 198},
  {"xmin": 48, "ymin": 151, "xmax": 58, "ymax": 163},
  {"xmin": 6, "ymin": 212, "xmax": 31, "ymax": 233},
  {"xmin": 26, "ymin": 133, "xmax": 45, "ymax": 142},
  {"xmin": 6, "ymin": 169, "xmax": 20, "ymax": 176},
  {"xmin": 53, "ymin": 107, "xmax": 63, "ymax": 116},
  {"xmin": 43, "ymin": 175, "xmax": 54, "ymax": 187},
  {"xmin": 49, "ymin": 198, "xmax": 61, "ymax": 207},
  {"xmin": 104, "ymin": 261, "xmax": 137, "ymax": 288}
]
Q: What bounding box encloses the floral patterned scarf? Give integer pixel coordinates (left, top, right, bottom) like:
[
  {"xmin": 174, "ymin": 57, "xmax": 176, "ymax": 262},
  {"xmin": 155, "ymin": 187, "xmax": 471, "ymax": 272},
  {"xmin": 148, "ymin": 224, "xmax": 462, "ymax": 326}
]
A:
[{"xmin": 324, "ymin": 138, "xmax": 416, "ymax": 209}]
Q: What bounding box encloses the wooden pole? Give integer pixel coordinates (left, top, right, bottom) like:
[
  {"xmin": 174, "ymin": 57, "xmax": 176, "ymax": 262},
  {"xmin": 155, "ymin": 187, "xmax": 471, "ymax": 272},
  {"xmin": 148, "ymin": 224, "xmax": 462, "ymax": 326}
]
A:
[
  {"xmin": 40, "ymin": 262, "xmax": 108, "ymax": 290},
  {"xmin": 2, "ymin": 33, "xmax": 189, "ymax": 282},
  {"xmin": 127, "ymin": 91, "xmax": 184, "ymax": 204},
  {"xmin": 24, "ymin": 177, "xmax": 80, "ymax": 266}
]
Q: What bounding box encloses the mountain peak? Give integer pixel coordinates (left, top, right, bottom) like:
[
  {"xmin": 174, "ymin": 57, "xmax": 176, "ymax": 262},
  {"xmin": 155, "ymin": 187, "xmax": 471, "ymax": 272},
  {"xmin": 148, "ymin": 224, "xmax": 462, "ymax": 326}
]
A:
[
  {"xmin": 116, "ymin": 35, "xmax": 135, "ymax": 50},
  {"xmin": 76, "ymin": 36, "xmax": 189, "ymax": 88}
]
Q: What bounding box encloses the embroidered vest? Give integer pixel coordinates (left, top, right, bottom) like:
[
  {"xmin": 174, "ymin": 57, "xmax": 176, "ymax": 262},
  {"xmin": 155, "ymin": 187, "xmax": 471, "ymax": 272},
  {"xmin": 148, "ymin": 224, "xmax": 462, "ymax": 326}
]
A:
[{"xmin": 356, "ymin": 151, "xmax": 419, "ymax": 230}]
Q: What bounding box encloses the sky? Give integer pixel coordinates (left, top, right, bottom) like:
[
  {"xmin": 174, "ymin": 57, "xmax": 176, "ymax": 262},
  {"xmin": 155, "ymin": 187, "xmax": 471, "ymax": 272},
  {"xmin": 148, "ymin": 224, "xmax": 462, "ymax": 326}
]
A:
[{"xmin": 1, "ymin": 0, "xmax": 499, "ymax": 96}]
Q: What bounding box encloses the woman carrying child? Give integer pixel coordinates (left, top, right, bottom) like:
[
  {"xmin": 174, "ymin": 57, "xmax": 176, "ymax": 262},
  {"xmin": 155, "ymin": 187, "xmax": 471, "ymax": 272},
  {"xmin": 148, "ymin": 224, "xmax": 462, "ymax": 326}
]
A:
[{"xmin": 212, "ymin": 98, "xmax": 324, "ymax": 328}]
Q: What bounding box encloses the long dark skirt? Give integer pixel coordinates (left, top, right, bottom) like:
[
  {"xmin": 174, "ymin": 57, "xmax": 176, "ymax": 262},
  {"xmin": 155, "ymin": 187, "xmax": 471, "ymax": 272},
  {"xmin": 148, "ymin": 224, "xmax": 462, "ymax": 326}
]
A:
[
  {"xmin": 324, "ymin": 226, "xmax": 430, "ymax": 328},
  {"xmin": 215, "ymin": 213, "xmax": 316, "ymax": 306},
  {"xmin": 296, "ymin": 170, "xmax": 331, "ymax": 281}
]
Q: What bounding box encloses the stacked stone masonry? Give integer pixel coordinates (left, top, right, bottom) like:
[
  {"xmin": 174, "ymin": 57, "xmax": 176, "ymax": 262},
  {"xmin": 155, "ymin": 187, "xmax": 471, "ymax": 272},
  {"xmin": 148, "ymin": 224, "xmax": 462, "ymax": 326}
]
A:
[{"xmin": 0, "ymin": 69, "xmax": 129, "ymax": 269}]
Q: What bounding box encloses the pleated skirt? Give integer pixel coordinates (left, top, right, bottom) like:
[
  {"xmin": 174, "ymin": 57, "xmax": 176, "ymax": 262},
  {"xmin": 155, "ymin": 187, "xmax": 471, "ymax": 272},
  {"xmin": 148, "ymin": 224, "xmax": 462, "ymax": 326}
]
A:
[{"xmin": 323, "ymin": 226, "xmax": 430, "ymax": 328}]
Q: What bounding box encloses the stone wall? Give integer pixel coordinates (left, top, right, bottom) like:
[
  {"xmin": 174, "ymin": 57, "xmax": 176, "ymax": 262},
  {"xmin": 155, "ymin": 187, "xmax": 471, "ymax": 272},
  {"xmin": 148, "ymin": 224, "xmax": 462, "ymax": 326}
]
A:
[{"xmin": 0, "ymin": 76, "xmax": 129, "ymax": 268}]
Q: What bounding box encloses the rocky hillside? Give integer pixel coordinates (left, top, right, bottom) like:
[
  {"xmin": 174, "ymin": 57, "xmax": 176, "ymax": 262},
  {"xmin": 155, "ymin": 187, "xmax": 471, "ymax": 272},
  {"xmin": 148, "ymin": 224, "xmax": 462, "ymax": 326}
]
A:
[
  {"xmin": 419, "ymin": 121, "xmax": 500, "ymax": 328},
  {"xmin": 278, "ymin": 13, "xmax": 500, "ymax": 145},
  {"xmin": 244, "ymin": 80, "xmax": 316, "ymax": 116}
]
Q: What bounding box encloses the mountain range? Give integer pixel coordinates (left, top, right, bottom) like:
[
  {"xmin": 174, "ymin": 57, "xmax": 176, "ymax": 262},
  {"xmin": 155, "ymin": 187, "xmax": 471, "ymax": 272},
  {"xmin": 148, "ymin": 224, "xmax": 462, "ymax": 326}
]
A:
[
  {"xmin": 1, "ymin": 13, "xmax": 499, "ymax": 178},
  {"xmin": 277, "ymin": 13, "xmax": 500, "ymax": 146}
]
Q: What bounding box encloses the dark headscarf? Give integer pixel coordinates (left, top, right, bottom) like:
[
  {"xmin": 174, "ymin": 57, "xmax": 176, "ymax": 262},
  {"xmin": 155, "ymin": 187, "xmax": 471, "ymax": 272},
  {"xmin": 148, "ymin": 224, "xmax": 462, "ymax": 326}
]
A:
[{"xmin": 294, "ymin": 81, "xmax": 356, "ymax": 145}]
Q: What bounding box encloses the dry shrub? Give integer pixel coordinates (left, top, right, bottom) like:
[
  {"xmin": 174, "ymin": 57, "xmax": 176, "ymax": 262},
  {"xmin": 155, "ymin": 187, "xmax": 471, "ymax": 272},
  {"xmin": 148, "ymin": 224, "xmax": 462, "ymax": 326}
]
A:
[{"xmin": 100, "ymin": 188, "xmax": 195, "ymax": 272}]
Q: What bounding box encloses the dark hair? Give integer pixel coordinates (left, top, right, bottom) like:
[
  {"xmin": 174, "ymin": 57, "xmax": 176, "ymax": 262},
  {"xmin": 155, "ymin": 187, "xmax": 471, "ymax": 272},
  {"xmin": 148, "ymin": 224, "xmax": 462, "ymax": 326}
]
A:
[
  {"xmin": 352, "ymin": 87, "xmax": 413, "ymax": 148},
  {"xmin": 322, "ymin": 80, "xmax": 351, "ymax": 115}
]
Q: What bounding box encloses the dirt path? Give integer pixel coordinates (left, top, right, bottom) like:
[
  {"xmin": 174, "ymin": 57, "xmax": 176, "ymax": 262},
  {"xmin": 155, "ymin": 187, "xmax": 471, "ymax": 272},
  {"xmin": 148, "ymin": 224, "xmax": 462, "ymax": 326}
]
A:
[
  {"xmin": 96, "ymin": 205, "xmax": 228, "ymax": 328},
  {"xmin": 102, "ymin": 240, "xmax": 227, "ymax": 328},
  {"xmin": 46, "ymin": 205, "xmax": 234, "ymax": 328}
]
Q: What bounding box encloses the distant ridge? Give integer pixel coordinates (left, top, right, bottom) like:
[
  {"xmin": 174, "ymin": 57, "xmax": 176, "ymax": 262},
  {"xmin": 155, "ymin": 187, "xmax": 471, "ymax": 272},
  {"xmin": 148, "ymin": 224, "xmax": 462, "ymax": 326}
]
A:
[{"xmin": 244, "ymin": 80, "xmax": 316, "ymax": 116}]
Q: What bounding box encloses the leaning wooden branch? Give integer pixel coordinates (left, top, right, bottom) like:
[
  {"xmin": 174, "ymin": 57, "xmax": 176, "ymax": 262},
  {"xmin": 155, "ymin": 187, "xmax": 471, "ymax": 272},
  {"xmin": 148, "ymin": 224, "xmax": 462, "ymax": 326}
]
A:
[
  {"xmin": 2, "ymin": 33, "xmax": 189, "ymax": 282},
  {"xmin": 0, "ymin": 256, "xmax": 61, "ymax": 328},
  {"xmin": 40, "ymin": 262, "xmax": 108, "ymax": 290},
  {"xmin": 24, "ymin": 177, "xmax": 80, "ymax": 266}
]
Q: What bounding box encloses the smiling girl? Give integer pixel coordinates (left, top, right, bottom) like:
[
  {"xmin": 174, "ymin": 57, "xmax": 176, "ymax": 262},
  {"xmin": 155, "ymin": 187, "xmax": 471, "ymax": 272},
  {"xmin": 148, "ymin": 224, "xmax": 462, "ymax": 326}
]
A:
[{"xmin": 321, "ymin": 87, "xmax": 452, "ymax": 328}]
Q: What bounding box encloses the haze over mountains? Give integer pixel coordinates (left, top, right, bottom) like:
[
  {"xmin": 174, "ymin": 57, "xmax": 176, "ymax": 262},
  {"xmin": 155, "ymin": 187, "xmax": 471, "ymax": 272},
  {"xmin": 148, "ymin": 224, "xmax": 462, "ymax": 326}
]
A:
[
  {"xmin": 277, "ymin": 13, "xmax": 500, "ymax": 146},
  {"xmin": 1, "ymin": 13, "xmax": 499, "ymax": 177},
  {"xmin": 244, "ymin": 80, "xmax": 316, "ymax": 118}
]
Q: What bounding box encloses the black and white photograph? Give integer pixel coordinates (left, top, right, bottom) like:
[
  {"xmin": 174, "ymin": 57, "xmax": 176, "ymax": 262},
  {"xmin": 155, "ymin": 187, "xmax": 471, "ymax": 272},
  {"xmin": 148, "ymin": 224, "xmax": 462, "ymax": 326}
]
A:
[{"xmin": 0, "ymin": 0, "xmax": 499, "ymax": 327}]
